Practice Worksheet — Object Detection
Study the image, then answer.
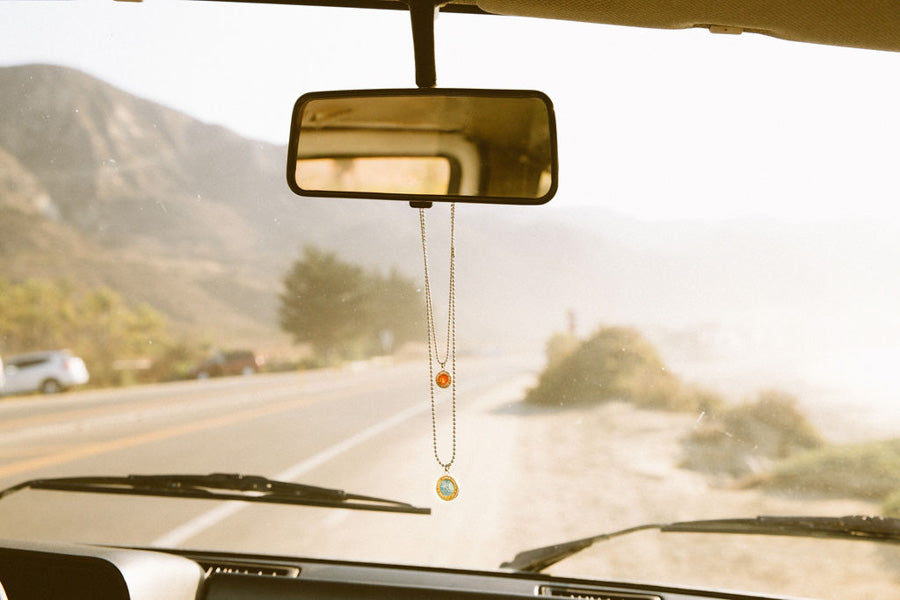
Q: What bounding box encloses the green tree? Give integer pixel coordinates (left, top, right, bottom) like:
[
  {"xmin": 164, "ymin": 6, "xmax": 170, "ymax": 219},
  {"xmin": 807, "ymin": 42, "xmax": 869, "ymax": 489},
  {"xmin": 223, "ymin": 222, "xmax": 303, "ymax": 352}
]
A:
[
  {"xmin": 278, "ymin": 248, "xmax": 421, "ymax": 362},
  {"xmin": 0, "ymin": 277, "xmax": 177, "ymax": 387},
  {"xmin": 0, "ymin": 278, "xmax": 75, "ymax": 351},
  {"xmin": 279, "ymin": 248, "xmax": 370, "ymax": 361},
  {"xmin": 368, "ymin": 269, "xmax": 422, "ymax": 353},
  {"xmin": 72, "ymin": 288, "xmax": 169, "ymax": 386}
]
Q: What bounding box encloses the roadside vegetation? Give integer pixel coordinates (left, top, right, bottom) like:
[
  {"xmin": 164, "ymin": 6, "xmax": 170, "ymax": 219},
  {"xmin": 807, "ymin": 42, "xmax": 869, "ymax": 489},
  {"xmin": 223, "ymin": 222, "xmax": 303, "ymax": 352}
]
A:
[
  {"xmin": 0, "ymin": 277, "xmax": 202, "ymax": 387},
  {"xmin": 681, "ymin": 390, "xmax": 824, "ymax": 478},
  {"xmin": 763, "ymin": 439, "xmax": 900, "ymax": 516},
  {"xmin": 1, "ymin": 247, "xmax": 420, "ymax": 392},
  {"xmin": 531, "ymin": 326, "xmax": 900, "ymax": 517},
  {"xmin": 884, "ymin": 489, "xmax": 900, "ymax": 518},
  {"xmin": 278, "ymin": 246, "xmax": 421, "ymax": 364},
  {"xmin": 525, "ymin": 326, "xmax": 722, "ymax": 413},
  {"xmin": 686, "ymin": 392, "xmax": 900, "ymax": 516}
]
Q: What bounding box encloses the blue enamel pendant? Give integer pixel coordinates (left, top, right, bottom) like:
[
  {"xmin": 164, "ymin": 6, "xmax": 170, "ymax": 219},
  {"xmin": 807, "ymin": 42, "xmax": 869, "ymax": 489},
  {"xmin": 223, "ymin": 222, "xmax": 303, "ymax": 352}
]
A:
[{"xmin": 436, "ymin": 474, "xmax": 459, "ymax": 501}]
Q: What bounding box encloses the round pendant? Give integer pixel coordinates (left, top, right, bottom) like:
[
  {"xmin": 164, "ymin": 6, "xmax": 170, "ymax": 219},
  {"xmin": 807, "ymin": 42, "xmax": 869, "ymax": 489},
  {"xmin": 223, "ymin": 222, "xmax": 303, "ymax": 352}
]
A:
[
  {"xmin": 436, "ymin": 474, "xmax": 459, "ymax": 501},
  {"xmin": 435, "ymin": 370, "xmax": 452, "ymax": 388}
]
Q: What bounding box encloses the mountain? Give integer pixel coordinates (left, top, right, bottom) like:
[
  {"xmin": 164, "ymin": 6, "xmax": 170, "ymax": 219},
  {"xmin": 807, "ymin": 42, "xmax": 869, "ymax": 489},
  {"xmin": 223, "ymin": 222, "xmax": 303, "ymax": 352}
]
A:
[
  {"xmin": 3, "ymin": 64, "xmax": 900, "ymax": 409},
  {"xmin": 0, "ymin": 64, "xmax": 416, "ymax": 343},
  {"xmin": 0, "ymin": 64, "xmax": 626, "ymax": 350},
  {"xmin": 0, "ymin": 64, "xmax": 311, "ymax": 268}
]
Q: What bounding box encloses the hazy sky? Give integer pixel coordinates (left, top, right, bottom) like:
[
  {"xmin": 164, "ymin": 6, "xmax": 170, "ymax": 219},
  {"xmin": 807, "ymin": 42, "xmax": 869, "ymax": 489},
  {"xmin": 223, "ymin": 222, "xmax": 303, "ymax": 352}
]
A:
[
  {"xmin": 3, "ymin": 2, "xmax": 900, "ymax": 418},
  {"xmin": 2, "ymin": 0, "xmax": 899, "ymax": 222}
]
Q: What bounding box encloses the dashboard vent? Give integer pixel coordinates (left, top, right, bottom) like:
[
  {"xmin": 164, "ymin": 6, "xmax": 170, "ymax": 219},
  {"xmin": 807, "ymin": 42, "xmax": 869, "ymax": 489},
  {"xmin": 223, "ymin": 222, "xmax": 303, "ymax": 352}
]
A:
[
  {"xmin": 538, "ymin": 586, "xmax": 661, "ymax": 600},
  {"xmin": 199, "ymin": 559, "xmax": 301, "ymax": 578}
]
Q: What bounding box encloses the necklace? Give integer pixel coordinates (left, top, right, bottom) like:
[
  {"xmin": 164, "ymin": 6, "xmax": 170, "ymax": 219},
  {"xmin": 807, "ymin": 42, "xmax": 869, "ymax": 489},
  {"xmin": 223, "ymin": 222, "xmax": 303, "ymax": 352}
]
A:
[{"xmin": 418, "ymin": 204, "xmax": 458, "ymax": 501}]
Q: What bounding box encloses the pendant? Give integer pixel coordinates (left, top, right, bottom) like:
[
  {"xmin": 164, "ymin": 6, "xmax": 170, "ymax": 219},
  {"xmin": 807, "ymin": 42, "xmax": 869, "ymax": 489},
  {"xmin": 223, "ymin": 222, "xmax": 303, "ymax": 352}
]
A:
[
  {"xmin": 436, "ymin": 474, "xmax": 459, "ymax": 501},
  {"xmin": 435, "ymin": 370, "xmax": 452, "ymax": 389}
]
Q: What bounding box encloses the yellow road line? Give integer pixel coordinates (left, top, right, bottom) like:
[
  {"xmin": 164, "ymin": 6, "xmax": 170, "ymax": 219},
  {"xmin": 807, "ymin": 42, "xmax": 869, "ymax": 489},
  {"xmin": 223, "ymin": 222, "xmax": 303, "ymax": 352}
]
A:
[
  {"xmin": 0, "ymin": 379, "xmax": 300, "ymax": 434},
  {"xmin": 0, "ymin": 445, "xmax": 71, "ymax": 458},
  {"xmin": 0, "ymin": 403, "xmax": 140, "ymax": 433},
  {"xmin": 0, "ymin": 394, "xmax": 318, "ymax": 479},
  {"xmin": 0, "ymin": 385, "xmax": 255, "ymax": 433}
]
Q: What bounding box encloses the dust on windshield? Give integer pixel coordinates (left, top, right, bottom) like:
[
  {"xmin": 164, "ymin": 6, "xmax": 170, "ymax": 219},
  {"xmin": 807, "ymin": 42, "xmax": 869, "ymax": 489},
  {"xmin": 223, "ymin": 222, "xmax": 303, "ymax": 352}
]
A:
[{"xmin": 0, "ymin": 3, "xmax": 899, "ymax": 599}]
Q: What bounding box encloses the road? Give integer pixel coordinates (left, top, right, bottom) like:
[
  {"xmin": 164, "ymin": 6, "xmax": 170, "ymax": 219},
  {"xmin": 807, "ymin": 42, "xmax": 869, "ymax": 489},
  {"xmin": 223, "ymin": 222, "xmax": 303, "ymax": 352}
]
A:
[
  {"xmin": 1, "ymin": 354, "xmax": 897, "ymax": 598},
  {"xmin": 0, "ymin": 354, "xmax": 542, "ymax": 567}
]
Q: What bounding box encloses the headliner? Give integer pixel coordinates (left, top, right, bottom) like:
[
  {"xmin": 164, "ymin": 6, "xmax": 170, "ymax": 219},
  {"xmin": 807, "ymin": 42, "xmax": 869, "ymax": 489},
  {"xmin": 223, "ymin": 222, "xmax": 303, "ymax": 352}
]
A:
[{"xmin": 198, "ymin": 0, "xmax": 900, "ymax": 52}]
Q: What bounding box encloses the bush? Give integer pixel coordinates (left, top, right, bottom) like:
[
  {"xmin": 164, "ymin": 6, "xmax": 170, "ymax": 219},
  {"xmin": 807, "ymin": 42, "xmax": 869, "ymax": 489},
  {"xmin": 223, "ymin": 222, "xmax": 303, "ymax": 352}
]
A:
[
  {"xmin": 682, "ymin": 390, "xmax": 822, "ymax": 477},
  {"xmin": 0, "ymin": 278, "xmax": 187, "ymax": 387},
  {"xmin": 883, "ymin": 489, "xmax": 900, "ymax": 518},
  {"xmin": 544, "ymin": 332, "xmax": 580, "ymax": 369},
  {"xmin": 721, "ymin": 390, "xmax": 823, "ymax": 450},
  {"xmin": 525, "ymin": 326, "xmax": 716, "ymax": 411},
  {"xmin": 768, "ymin": 438, "xmax": 900, "ymax": 500}
]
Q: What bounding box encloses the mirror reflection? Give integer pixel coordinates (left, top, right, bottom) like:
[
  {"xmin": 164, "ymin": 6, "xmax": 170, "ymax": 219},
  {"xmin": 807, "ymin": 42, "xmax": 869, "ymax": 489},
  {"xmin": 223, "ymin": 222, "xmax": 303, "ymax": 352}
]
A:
[
  {"xmin": 299, "ymin": 156, "xmax": 452, "ymax": 195},
  {"xmin": 287, "ymin": 90, "xmax": 557, "ymax": 204}
]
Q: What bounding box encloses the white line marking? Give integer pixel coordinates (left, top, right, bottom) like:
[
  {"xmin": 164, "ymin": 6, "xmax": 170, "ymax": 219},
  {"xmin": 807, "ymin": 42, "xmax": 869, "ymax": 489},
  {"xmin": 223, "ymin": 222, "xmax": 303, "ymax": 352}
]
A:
[{"xmin": 150, "ymin": 401, "xmax": 427, "ymax": 548}]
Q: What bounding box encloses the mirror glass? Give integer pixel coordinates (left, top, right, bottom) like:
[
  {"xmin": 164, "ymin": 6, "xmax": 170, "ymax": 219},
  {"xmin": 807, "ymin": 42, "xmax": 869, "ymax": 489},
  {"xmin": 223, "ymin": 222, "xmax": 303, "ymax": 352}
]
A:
[{"xmin": 287, "ymin": 90, "xmax": 557, "ymax": 204}]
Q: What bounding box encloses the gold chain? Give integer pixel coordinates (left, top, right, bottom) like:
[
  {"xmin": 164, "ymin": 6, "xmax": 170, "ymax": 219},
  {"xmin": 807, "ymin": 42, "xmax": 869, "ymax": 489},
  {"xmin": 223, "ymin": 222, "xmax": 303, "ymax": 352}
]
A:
[{"xmin": 419, "ymin": 204, "xmax": 456, "ymax": 471}]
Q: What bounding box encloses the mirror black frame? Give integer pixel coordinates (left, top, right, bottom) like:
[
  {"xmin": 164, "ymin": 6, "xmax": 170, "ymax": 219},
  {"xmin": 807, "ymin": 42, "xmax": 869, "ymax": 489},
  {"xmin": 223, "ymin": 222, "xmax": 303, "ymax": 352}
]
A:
[{"xmin": 286, "ymin": 88, "xmax": 558, "ymax": 206}]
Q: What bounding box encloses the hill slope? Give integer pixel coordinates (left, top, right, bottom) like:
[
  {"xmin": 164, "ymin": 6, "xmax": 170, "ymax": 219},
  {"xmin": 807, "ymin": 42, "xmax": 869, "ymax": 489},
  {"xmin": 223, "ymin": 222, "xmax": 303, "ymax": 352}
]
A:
[
  {"xmin": 3, "ymin": 63, "xmax": 900, "ymax": 412},
  {"xmin": 0, "ymin": 64, "xmax": 410, "ymax": 342}
]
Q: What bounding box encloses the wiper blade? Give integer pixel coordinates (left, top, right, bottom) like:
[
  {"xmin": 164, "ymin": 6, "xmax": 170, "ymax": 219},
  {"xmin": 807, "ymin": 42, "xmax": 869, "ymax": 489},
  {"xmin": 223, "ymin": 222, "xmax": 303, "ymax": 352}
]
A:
[
  {"xmin": 661, "ymin": 515, "xmax": 900, "ymax": 540},
  {"xmin": 0, "ymin": 473, "xmax": 430, "ymax": 515},
  {"xmin": 500, "ymin": 515, "xmax": 900, "ymax": 572}
]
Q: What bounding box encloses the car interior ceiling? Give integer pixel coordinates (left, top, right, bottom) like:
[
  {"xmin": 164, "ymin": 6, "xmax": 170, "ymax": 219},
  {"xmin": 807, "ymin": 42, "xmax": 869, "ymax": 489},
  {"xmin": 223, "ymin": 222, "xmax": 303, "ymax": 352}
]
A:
[{"xmin": 197, "ymin": 0, "xmax": 900, "ymax": 52}]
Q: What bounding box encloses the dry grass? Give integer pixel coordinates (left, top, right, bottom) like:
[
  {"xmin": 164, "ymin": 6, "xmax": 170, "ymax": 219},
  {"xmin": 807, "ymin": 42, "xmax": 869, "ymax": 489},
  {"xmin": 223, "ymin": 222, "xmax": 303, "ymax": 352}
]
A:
[
  {"xmin": 768, "ymin": 438, "xmax": 900, "ymax": 502},
  {"xmin": 526, "ymin": 326, "xmax": 721, "ymax": 412}
]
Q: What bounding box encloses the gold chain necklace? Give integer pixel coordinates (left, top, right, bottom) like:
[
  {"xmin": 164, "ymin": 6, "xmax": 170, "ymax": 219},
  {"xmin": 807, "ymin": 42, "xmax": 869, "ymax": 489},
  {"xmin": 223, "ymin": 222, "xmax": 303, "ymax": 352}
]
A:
[{"xmin": 418, "ymin": 204, "xmax": 458, "ymax": 501}]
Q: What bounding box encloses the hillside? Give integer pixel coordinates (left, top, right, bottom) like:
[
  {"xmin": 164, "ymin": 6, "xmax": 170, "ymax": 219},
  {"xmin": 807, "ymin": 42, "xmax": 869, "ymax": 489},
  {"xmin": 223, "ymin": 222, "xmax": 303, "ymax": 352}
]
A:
[
  {"xmin": 0, "ymin": 64, "xmax": 625, "ymax": 349},
  {"xmin": 2, "ymin": 64, "xmax": 900, "ymax": 413},
  {"xmin": 0, "ymin": 64, "xmax": 412, "ymax": 343}
]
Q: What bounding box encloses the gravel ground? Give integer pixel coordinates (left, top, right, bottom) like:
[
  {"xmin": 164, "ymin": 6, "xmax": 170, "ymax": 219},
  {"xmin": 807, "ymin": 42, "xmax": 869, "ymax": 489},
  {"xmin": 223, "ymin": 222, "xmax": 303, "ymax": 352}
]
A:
[
  {"xmin": 485, "ymin": 396, "xmax": 900, "ymax": 600},
  {"xmin": 176, "ymin": 371, "xmax": 899, "ymax": 599}
]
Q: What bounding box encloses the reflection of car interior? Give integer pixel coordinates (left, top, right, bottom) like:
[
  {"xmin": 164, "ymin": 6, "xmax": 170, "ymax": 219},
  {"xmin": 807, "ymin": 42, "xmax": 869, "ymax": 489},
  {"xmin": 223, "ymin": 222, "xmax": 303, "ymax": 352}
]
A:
[{"xmin": 289, "ymin": 91, "xmax": 556, "ymax": 201}]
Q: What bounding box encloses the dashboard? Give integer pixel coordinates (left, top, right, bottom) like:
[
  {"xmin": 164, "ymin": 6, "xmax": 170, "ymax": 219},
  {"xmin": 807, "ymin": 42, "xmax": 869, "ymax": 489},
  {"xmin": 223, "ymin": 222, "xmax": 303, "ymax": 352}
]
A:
[{"xmin": 0, "ymin": 538, "xmax": 785, "ymax": 600}]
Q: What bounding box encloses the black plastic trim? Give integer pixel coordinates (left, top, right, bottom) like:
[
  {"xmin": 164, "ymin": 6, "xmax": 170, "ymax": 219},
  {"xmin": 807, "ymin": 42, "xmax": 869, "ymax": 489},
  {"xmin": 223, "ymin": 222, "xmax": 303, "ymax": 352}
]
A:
[
  {"xmin": 191, "ymin": 0, "xmax": 490, "ymax": 15},
  {"xmin": 286, "ymin": 87, "xmax": 558, "ymax": 206},
  {"xmin": 145, "ymin": 547, "xmax": 794, "ymax": 600}
]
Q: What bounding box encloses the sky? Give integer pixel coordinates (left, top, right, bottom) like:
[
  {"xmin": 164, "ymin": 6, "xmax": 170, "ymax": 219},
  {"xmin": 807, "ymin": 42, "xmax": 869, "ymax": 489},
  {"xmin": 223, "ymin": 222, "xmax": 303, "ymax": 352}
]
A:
[
  {"xmin": 1, "ymin": 0, "xmax": 899, "ymax": 222},
  {"xmin": 2, "ymin": 1, "xmax": 900, "ymax": 417}
]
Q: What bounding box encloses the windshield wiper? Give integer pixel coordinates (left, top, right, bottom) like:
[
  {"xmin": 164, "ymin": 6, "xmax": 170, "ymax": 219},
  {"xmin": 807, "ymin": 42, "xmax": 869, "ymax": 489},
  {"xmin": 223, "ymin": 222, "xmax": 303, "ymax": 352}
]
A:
[
  {"xmin": 500, "ymin": 515, "xmax": 900, "ymax": 572},
  {"xmin": 0, "ymin": 473, "xmax": 430, "ymax": 515}
]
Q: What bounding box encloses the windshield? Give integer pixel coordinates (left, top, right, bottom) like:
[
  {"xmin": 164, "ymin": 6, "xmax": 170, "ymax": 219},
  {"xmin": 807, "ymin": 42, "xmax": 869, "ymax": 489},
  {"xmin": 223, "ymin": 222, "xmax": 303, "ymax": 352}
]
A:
[{"xmin": 1, "ymin": 2, "xmax": 899, "ymax": 599}]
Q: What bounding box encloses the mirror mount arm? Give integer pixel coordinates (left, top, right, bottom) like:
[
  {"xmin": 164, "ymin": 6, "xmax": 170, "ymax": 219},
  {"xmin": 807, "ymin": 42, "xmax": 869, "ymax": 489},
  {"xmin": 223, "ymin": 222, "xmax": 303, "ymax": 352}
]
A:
[
  {"xmin": 406, "ymin": 0, "xmax": 443, "ymax": 209},
  {"xmin": 406, "ymin": 0, "xmax": 442, "ymax": 89}
]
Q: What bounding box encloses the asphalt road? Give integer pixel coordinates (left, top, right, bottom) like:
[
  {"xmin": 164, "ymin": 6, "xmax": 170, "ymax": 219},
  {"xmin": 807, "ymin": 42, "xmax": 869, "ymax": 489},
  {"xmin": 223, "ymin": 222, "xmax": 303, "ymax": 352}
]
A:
[
  {"xmin": 2, "ymin": 354, "xmax": 897, "ymax": 598},
  {"xmin": 0, "ymin": 354, "xmax": 541, "ymax": 566}
]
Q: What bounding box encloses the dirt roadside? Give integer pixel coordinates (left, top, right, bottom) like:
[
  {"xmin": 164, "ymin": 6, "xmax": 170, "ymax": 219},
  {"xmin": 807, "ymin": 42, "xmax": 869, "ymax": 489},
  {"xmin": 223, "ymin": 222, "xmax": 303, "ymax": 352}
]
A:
[{"xmin": 485, "ymin": 397, "xmax": 899, "ymax": 600}]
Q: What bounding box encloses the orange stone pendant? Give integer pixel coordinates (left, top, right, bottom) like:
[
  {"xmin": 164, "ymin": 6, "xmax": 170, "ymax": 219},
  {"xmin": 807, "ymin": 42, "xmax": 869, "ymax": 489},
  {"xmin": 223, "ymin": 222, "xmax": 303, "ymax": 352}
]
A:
[{"xmin": 435, "ymin": 370, "xmax": 452, "ymax": 388}]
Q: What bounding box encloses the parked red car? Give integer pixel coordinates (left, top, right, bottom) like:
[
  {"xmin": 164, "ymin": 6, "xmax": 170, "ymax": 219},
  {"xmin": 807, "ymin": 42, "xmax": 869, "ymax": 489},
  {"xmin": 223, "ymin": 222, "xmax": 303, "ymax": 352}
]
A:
[{"xmin": 188, "ymin": 350, "xmax": 263, "ymax": 379}]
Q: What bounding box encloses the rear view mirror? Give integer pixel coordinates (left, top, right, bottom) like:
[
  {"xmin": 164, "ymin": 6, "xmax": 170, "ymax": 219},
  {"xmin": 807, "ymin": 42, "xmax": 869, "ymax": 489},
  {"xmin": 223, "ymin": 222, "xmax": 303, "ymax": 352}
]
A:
[{"xmin": 287, "ymin": 89, "xmax": 557, "ymax": 205}]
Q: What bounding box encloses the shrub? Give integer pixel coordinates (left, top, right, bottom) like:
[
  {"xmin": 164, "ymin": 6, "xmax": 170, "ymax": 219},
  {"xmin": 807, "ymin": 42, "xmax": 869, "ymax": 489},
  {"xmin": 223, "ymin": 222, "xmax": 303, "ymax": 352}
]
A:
[
  {"xmin": 682, "ymin": 390, "xmax": 822, "ymax": 477},
  {"xmin": 719, "ymin": 390, "xmax": 823, "ymax": 451},
  {"xmin": 544, "ymin": 332, "xmax": 580, "ymax": 369},
  {"xmin": 525, "ymin": 326, "xmax": 714, "ymax": 411},
  {"xmin": 883, "ymin": 489, "xmax": 900, "ymax": 518},
  {"xmin": 768, "ymin": 438, "xmax": 900, "ymax": 500}
]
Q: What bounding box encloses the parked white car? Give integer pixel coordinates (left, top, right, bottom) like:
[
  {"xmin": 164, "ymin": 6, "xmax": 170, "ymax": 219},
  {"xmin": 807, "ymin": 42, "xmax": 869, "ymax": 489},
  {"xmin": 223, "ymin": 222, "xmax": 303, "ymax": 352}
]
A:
[{"xmin": 0, "ymin": 350, "xmax": 89, "ymax": 395}]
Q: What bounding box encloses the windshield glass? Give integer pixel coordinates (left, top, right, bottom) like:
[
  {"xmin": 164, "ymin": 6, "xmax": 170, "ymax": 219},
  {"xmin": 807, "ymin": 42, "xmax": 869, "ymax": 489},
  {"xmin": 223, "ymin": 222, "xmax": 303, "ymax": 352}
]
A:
[{"xmin": 1, "ymin": 2, "xmax": 899, "ymax": 599}]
